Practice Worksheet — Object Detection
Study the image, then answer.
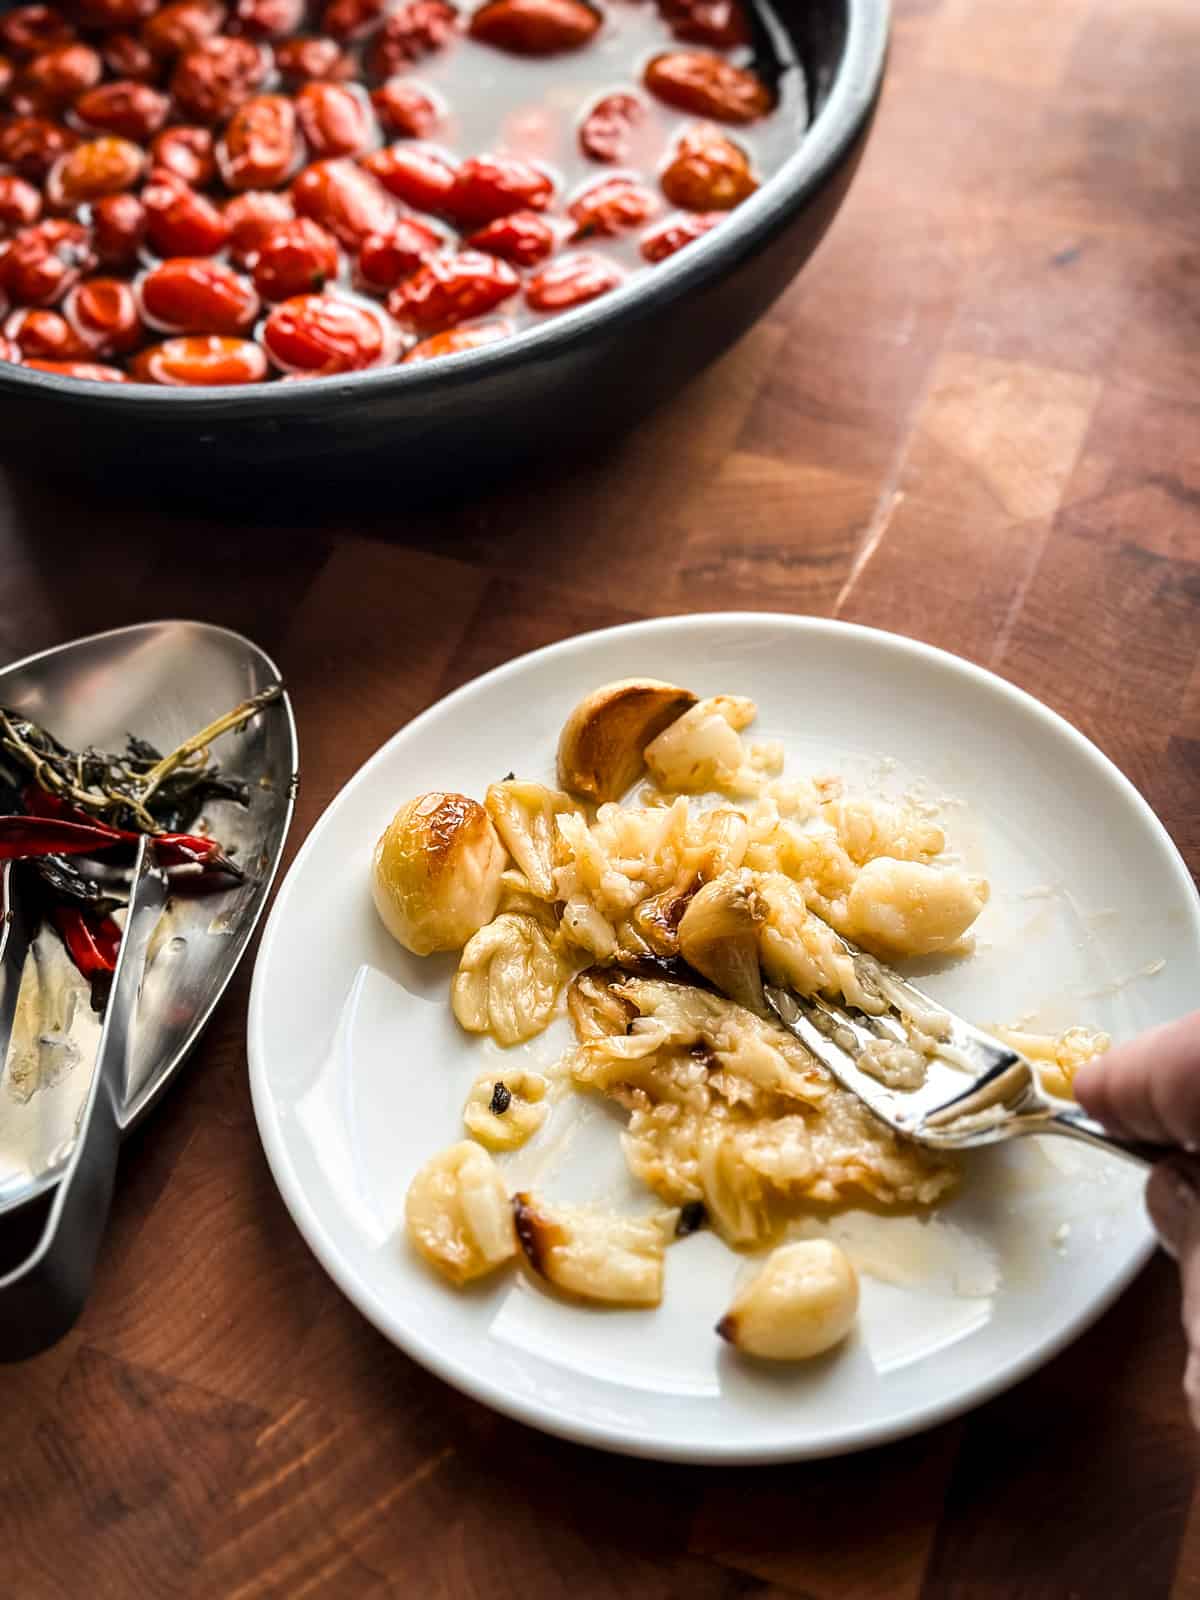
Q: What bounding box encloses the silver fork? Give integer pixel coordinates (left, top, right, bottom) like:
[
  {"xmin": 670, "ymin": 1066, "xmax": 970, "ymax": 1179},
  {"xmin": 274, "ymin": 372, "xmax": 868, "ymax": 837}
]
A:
[{"xmin": 763, "ymin": 946, "xmax": 1158, "ymax": 1168}]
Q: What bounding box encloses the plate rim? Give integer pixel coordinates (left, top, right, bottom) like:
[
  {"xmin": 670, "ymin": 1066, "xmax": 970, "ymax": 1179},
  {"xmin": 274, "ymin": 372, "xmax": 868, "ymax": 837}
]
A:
[{"xmin": 248, "ymin": 612, "xmax": 1194, "ymax": 1463}]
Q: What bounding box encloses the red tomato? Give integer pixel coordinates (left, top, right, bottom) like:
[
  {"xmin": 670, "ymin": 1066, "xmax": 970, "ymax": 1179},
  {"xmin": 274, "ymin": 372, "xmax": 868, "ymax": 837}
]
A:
[
  {"xmin": 129, "ymin": 333, "xmax": 267, "ymax": 383},
  {"xmin": 234, "ymin": 0, "xmax": 304, "ymax": 36},
  {"xmin": 295, "ymin": 81, "xmax": 373, "ymax": 158},
  {"xmin": 657, "ymin": 0, "xmax": 749, "ymax": 49},
  {"xmin": 150, "ymin": 126, "xmax": 216, "ymax": 186},
  {"xmin": 404, "ymin": 319, "xmax": 511, "ymax": 362},
  {"xmin": 387, "ymin": 250, "xmax": 518, "ymax": 330},
  {"xmin": 659, "ymin": 121, "xmax": 756, "ymax": 209},
  {"xmin": 224, "ymin": 187, "xmax": 292, "ymax": 261},
  {"xmin": 92, "ymin": 192, "xmax": 146, "ymax": 265},
  {"xmin": 362, "ymin": 144, "xmax": 456, "ymax": 212},
  {"xmin": 0, "ymin": 176, "xmax": 42, "ymax": 234},
  {"xmin": 445, "ymin": 154, "xmax": 553, "ymax": 225},
  {"xmin": 468, "ymin": 0, "xmax": 598, "ymax": 56},
  {"xmin": 578, "ymin": 91, "xmax": 643, "ymax": 164},
  {"xmin": 44, "ymin": 137, "xmax": 145, "ymax": 210},
  {"xmin": 0, "ymin": 7, "xmax": 75, "ymax": 59},
  {"xmin": 18, "ymin": 43, "xmax": 101, "ymax": 109},
  {"xmin": 170, "ymin": 36, "xmax": 270, "ymax": 123},
  {"xmin": 0, "ymin": 53, "xmax": 13, "ymax": 96},
  {"xmin": 4, "ymin": 306, "xmax": 87, "ymax": 358},
  {"xmin": 568, "ymin": 176, "xmax": 658, "ymax": 238},
  {"xmin": 141, "ymin": 0, "xmax": 226, "ymax": 57},
  {"xmin": 0, "ymin": 116, "xmax": 77, "ymax": 182},
  {"xmin": 1, "ymin": 220, "xmax": 95, "ymax": 305},
  {"xmin": 370, "ymin": 79, "xmax": 440, "ymax": 138},
  {"xmin": 639, "ymin": 209, "xmax": 721, "ymax": 261},
  {"xmin": 355, "ymin": 217, "xmax": 442, "ymax": 290},
  {"xmin": 62, "ymin": 275, "xmax": 142, "ymax": 351},
  {"xmin": 292, "ymin": 158, "xmax": 395, "ymax": 246},
  {"xmin": 262, "ymin": 292, "xmax": 397, "ymax": 373},
  {"xmin": 217, "ymin": 94, "xmax": 298, "ymax": 189},
  {"xmin": 140, "ymin": 257, "xmax": 259, "ymax": 334},
  {"xmin": 467, "ymin": 210, "xmax": 554, "ymax": 266},
  {"xmin": 320, "ymin": 0, "xmax": 386, "ymax": 39},
  {"xmin": 25, "ymin": 357, "xmax": 128, "ymax": 380},
  {"xmin": 274, "ymin": 34, "xmax": 353, "ymax": 82},
  {"xmin": 525, "ymin": 251, "xmax": 621, "ymax": 311},
  {"xmin": 101, "ymin": 32, "xmax": 158, "ymax": 81},
  {"xmin": 644, "ymin": 51, "xmax": 771, "ymax": 123},
  {"xmin": 143, "ymin": 171, "xmax": 231, "ymax": 255},
  {"xmin": 366, "ymin": 0, "xmax": 458, "ymax": 74},
  {"xmin": 251, "ymin": 217, "xmax": 339, "ymax": 299},
  {"xmin": 76, "ymin": 0, "xmax": 157, "ymax": 28},
  {"xmin": 73, "ymin": 80, "xmax": 170, "ymax": 140}
]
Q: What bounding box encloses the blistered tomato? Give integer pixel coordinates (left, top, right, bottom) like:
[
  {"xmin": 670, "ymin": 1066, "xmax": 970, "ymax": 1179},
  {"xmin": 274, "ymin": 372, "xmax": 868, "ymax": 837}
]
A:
[
  {"xmin": 355, "ymin": 216, "xmax": 442, "ymax": 290},
  {"xmin": 251, "ymin": 217, "xmax": 340, "ymax": 299},
  {"xmin": 445, "ymin": 154, "xmax": 553, "ymax": 225},
  {"xmin": 387, "ymin": 250, "xmax": 518, "ymax": 330},
  {"xmin": 151, "ymin": 125, "xmax": 216, "ymax": 185},
  {"xmin": 659, "ymin": 121, "xmax": 757, "ymax": 209},
  {"xmin": 234, "ymin": 0, "xmax": 304, "ymax": 36},
  {"xmin": 140, "ymin": 0, "xmax": 225, "ymax": 57},
  {"xmin": 0, "ymin": 176, "xmax": 42, "ymax": 234},
  {"xmin": 274, "ymin": 34, "xmax": 353, "ymax": 82},
  {"xmin": 466, "ymin": 210, "xmax": 554, "ymax": 266},
  {"xmin": 130, "ymin": 333, "xmax": 268, "ymax": 383},
  {"xmin": 320, "ymin": 0, "xmax": 386, "ymax": 39},
  {"xmin": 62, "ymin": 276, "xmax": 143, "ymax": 352},
  {"xmin": 4, "ymin": 305, "xmax": 87, "ymax": 358},
  {"xmin": 170, "ymin": 36, "xmax": 270, "ymax": 123},
  {"xmin": 658, "ymin": 0, "xmax": 749, "ymax": 49},
  {"xmin": 92, "ymin": 192, "xmax": 146, "ymax": 264},
  {"xmin": 362, "ymin": 144, "xmax": 456, "ymax": 212},
  {"xmin": 366, "ymin": 0, "xmax": 457, "ymax": 72},
  {"xmin": 578, "ymin": 91, "xmax": 643, "ymax": 163},
  {"xmin": 1, "ymin": 219, "xmax": 94, "ymax": 305},
  {"xmin": 261, "ymin": 291, "xmax": 397, "ymax": 373},
  {"xmin": 143, "ymin": 171, "xmax": 231, "ymax": 255},
  {"xmin": 25, "ymin": 357, "xmax": 128, "ymax": 380},
  {"xmin": 44, "ymin": 136, "xmax": 145, "ymax": 209},
  {"xmin": 17, "ymin": 42, "xmax": 101, "ymax": 108},
  {"xmin": 73, "ymin": 80, "xmax": 170, "ymax": 140},
  {"xmin": 139, "ymin": 256, "xmax": 260, "ymax": 334},
  {"xmin": 468, "ymin": 0, "xmax": 598, "ymax": 55},
  {"xmin": 0, "ymin": 116, "xmax": 78, "ymax": 182},
  {"xmin": 294, "ymin": 81, "xmax": 373, "ymax": 158},
  {"xmin": 101, "ymin": 31, "xmax": 158, "ymax": 80},
  {"xmin": 370, "ymin": 78, "xmax": 440, "ymax": 138},
  {"xmin": 0, "ymin": 7, "xmax": 76, "ymax": 59},
  {"xmin": 224, "ymin": 187, "xmax": 293, "ymax": 261},
  {"xmin": 525, "ymin": 251, "xmax": 621, "ymax": 311},
  {"xmin": 639, "ymin": 209, "xmax": 721, "ymax": 261},
  {"xmin": 404, "ymin": 320, "xmax": 511, "ymax": 362},
  {"xmin": 568, "ymin": 175, "xmax": 658, "ymax": 238},
  {"xmin": 644, "ymin": 50, "xmax": 771, "ymax": 123},
  {"xmin": 217, "ymin": 94, "xmax": 298, "ymax": 188},
  {"xmin": 292, "ymin": 158, "xmax": 395, "ymax": 245}
]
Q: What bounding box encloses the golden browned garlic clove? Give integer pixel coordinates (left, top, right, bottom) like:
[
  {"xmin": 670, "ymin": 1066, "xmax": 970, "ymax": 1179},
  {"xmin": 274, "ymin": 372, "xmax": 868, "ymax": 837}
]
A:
[
  {"xmin": 677, "ymin": 869, "xmax": 766, "ymax": 1012},
  {"xmin": 566, "ymin": 964, "xmax": 638, "ymax": 1042},
  {"xmin": 512, "ymin": 1193, "xmax": 674, "ymax": 1306},
  {"xmin": 556, "ymin": 678, "xmax": 698, "ymax": 802},
  {"xmin": 717, "ymin": 1239, "xmax": 859, "ymax": 1360},
  {"xmin": 372, "ymin": 792, "xmax": 507, "ymax": 956}
]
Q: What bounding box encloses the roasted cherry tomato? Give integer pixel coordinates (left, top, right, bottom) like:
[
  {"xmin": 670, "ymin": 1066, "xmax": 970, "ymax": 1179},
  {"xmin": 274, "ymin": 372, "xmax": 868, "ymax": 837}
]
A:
[
  {"xmin": 76, "ymin": 0, "xmax": 157, "ymax": 28},
  {"xmin": 659, "ymin": 121, "xmax": 756, "ymax": 209},
  {"xmin": 525, "ymin": 250, "xmax": 621, "ymax": 311},
  {"xmin": 150, "ymin": 125, "xmax": 216, "ymax": 185},
  {"xmin": 92, "ymin": 191, "xmax": 146, "ymax": 265},
  {"xmin": 404, "ymin": 319, "xmax": 511, "ymax": 362},
  {"xmin": 17, "ymin": 43, "xmax": 101, "ymax": 109},
  {"xmin": 639, "ymin": 208, "xmax": 720, "ymax": 261},
  {"xmin": 251, "ymin": 216, "xmax": 339, "ymax": 299},
  {"xmin": 0, "ymin": 176, "xmax": 42, "ymax": 234},
  {"xmin": 295, "ymin": 81, "xmax": 374, "ymax": 158},
  {"xmin": 1, "ymin": 220, "xmax": 95, "ymax": 305},
  {"xmin": 370, "ymin": 79, "xmax": 440, "ymax": 138},
  {"xmin": 274, "ymin": 34, "xmax": 353, "ymax": 82},
  {"xmin": 44, "ymin": 136, "xmax": 145, "ymax": 209},
  {"xmin": 657, "ymin": 0, "xmax": 749, "ymax": 49},
  {"xmin": 224, "ymin": 186, "xmax": 292, "ymax": 261},
  {"xmin": 320, "ymin": 0, "xmax": 386, "ymax": 39},
  {"xmin": 143, "ymin": 170, "xmax": 231, "ymax": 254},
  {"xmin": 140, "ymin": 256, "xmax": 259, "ymax": 333},
  {"xmin": 466, "ymin": 209, "xmax": 554, "ymax": 266},
  {"xmin": 366, "ymin": 0, "xmax": 457, "ymax": 73},
  {"xmin": 217, "ymin": 93, "xmax": 298, "ymax": 188},
  {"xmin": 644, "ymin": 51, "xmax": 771, "ymax": 123},
  {"xmin": 0, "ymin": 116, "xmax": 77, "ymax": 182},
  {"xmin": 101, "ymin": 31, "xmax": 159, "ymax": 81},
  {"xmin": 568, "ymin": 175, "xmax": 658, "ymax": 238},
  {"xmin": 141, "ymin": 0, "xmax": 226, "ymax": 57},
  {"xmin": 4, "ymin": 305, "xmax": 87, "ymax": 358},
  {"xmin": 62, "ymin": 275, "xmax": 142, "ymax": 351},
  {"xmin": 362, "ymin": 143, "xmax": 456, "ymax": 212},
  {"xmin": 468, "ymin": 0, "xmax": 597, "ymax": 55},
  {"xmin": 73, "ymin": 80, "xmax": 170, "ymax": 140},
  {"xmin": 445, "ymin": 154, "xmax": 553, "ymax": 225},
  {"xmin": 387, "ymin": 249, "xmax": 517, "ymax": 330},
  {"xmin": 292, "ymin": 157, "xmax": 396, "ymax": 246},
  {"xmin": 261, "ymin": 291, "xmax": 396, "ymax": 373},
  {"xmin": 355, "ymin": 216, "xmax": 442, "ymax": 290},
  {"xmin": 234, "ymin": 0, "xmax": 304, "ymax": 36},
  {"xmin": 578, "ymin": 91, "xmax": 643, "ymax": 164},
  {"xmin": 129, "ymin": 333, "xmax": 267, "ymax": 383},
  {"xmin": 0, "ymin": 7, "xmax": 76, "ymax": 60},
  {"xmin": 25, "ymin": 357, "xmax": 128, "ymax": 379},
  {"xmin": 170, "ymin": 36, "xmax": 270, "ymax": 122},
  {"xmin": 0, "ymin": 53, "xmax": 13, "ymax": 96}
]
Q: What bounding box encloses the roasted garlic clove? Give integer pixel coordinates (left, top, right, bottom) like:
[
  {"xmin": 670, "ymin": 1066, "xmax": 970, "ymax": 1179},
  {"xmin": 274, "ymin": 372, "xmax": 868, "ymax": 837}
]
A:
[
  {"xmin": 567, "ymin": 964, "xmax": 638, "ymax": 1042},
  {"xmin": 451, "ymin": 911, "xmax": 566, "ymax": 1045},
  {"xmin": 843, "ymin": 858, "xmax": 989, "ymax": 958},
  {"xmin": 559, "ymin": 894, "xmax": 617, "ymax": 959},
  {"xmin": 486, "ymin": 779, "xmax": 580, "ymax": 900},
  {"xmin": 696, "ymin": 1122, "xmax": 773, "ymax": 1248},
  {"xmin": 464, "ymin": 1068, "xmax": 549, "ymax": 1151},
  {"xmin": 717, "ymin": 1239, "xmax": 859, "ymax": 1360},
  {"xmin": 373, "ymin": 792, "xmax": 507, "ymax": 956},
  {"xmin": 512, "ymin": 1193, "xmax": 674, "ymax": 1306},
  {"xmin": 557, "ymin": 678, "xmax": 697, "ymax": 802},
  {"xmin": 677, "ymin": 869, "xmax": 766, "ymax": 1012},
  {"xmin": 405, "ymin": 1141, "xmax": 517, "ymax": 1285},
  {"xmin": 643, "ymin": 694, "xmax": 758, "ymax": 795}
]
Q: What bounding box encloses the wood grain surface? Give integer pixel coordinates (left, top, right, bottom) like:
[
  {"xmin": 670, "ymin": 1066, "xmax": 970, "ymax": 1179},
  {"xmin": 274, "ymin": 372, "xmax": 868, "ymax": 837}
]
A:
[{"xmin": 3, "ymin": 0, "xmax": 1200, "ymax": 1593}]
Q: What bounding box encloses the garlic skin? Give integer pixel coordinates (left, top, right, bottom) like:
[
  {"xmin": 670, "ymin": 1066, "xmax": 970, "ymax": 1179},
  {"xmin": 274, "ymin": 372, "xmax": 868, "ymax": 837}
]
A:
[
  {"xmin": 717, "ymin": 1240, "xmax": 859, "ymax": 1360},
  {"xmin": 451, "ymin": 912, "xmax": 565, "ymax": 1045},
  {"xmin": 512, "ymin": 1194, "xmax": 675, "ymax": 1306},
  {"xmin": 463, "ymin": 1068, "xmax": 549, "ymax": 1151},
  {"xmin": 677, "ymin": 869, "xmax": 766, "ymax": 1013},
  {"xmin": 373, "ymin": 792, "xmax": 506, "ymax": 957},
  {"xmin": 405, "ymin": 1141, "xmax": 517, "ymax": 1285},
  {"xmin": 557, "ymin": 678, "xmax": 697, "ymax": 802}
]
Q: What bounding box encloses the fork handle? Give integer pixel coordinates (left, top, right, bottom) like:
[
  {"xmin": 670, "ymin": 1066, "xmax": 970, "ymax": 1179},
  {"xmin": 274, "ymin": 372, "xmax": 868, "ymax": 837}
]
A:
[{"xmin": 1047, "ymin": 1107, "xmax": 1163, "ymax": 1169}]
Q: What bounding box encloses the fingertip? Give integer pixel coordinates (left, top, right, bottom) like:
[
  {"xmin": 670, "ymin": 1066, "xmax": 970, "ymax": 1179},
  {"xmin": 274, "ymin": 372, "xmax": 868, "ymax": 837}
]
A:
[{"xmin": 1072, "ymin": 1058, "xmax": 1103, "ymax": 1115}]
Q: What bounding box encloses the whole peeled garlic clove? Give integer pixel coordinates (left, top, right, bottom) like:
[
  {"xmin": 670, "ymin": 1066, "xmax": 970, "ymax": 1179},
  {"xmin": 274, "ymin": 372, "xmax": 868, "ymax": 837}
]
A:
[
  {"xmin": 512, "ymin": 1192, "xmax": 674, "ymax": 1306},
  {"xmin": 404, "ymin": 1141, "xmax": 518, "ymax": 1286},
  {"xmin": 717, "ymin": 1239, "xmax": 859, "ymax": 1360},
  {"xmin": 556, "ymin": 678, "xmax": 697, "ymax": 803}
]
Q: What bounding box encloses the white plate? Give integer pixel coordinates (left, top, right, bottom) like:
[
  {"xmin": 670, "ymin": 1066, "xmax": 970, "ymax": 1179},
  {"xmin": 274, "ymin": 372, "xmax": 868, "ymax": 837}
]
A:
[{"xmin": 248, "ymin": 615, "xmax": 1199, "ymax": 1463}]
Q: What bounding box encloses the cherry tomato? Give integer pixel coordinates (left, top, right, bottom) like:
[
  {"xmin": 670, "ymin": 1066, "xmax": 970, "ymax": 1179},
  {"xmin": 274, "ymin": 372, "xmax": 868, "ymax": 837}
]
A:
[
  {"xmin": 366, "ymin": 0, "xmax": 458, "ymax": 74},
  {"xmin": 578, "ymin": 91, "xmax": 643, "ymax": 164},
  {"xmin": 4, "ymin": 305, "xmax": 86, "ymax": 357},
  {"xmin": 0, "ymin": 336, "xmax": 20, "ymax": 363},
  {"xmin": 525, "ymin": 251, "xmax": 621, "ymax": 311},
  {"xmin": 92, "ymin": 193, "xmax": 145, "ymax": 265},
  {"xmin": 370, "ymin": 79, "xmax": 440, "ymax": 138},
  {"xmin": 0, "ymin": 8, "xmax": 75, "ymax": 60},
  {"xmin": 1, "ymin": 220, "xmax": 94, "ymax": 305},
  {"xmin": 660, "ymin": 121, "xmax": 756, "ymax": 209},
  {"xmin": 0, "ymin": 53, "xmax": 13, "ymax": 97},
  {"xmin": 151, "ymin": 125, "xmax": 216, "ymax": 186},
  {"xmin": 644, "ymin": 51, "xmax": 771, "ymax": 123},
  {"xmin": 404, "ymin": 319, "xmax": 511, "ymax": 362},
  {"xmin": 468, "ymin": 0, "xmax": 598, "ymax": 56},
  {"xmin": 320, "ymin": 0, "xmax": 386, "ymax": 39},
  {"xmin": 129, "ymin": 333, "xmax": 267, "ymax": 383},
  {"xmin": 234, "ymin": 0, "xmax": 304, "ymax": 36},
  {"xmin": 251, "ymin": 216, "xmax": 339, "ymax": 299},
  {"xmin": 274, "ymin": 34, "xmax": 353, "ymax": 83},
  {"xmin": 45, "ymin": 137, "xmax": 145, "ymax": 210},
  {"xmin": 362, "ymin": 144, "xmax": 456, "ymax": 212},
  {"xmin": 143, "ymin": 171, "xmax": 231, "ymax": 255},
  {"xmin": 139, "ymin": 257, "xmax": 259, "ymax": 336},
  {"xmin": 292, "ymin": 157, "xmax": 395, "ymax": 245},
  {"xmin": 224, "ymin": 187, "xmax": 292, "ymax": 262},
  {"xmin": 142, "ymin": 0, "xmax": 226, "ymax": 57},
  {"xmin": 262, "ymin": 291, "xmax": 397, "ymax": 373},
  {"xmin": 466, "ymin": 209, "xmax": 554, "ymax": 266},
  {"xmin": 217, "ymin": 94, "xmax": 298, "ymax": 189},
  {"xmin": 101, "ymin": 32, "xmax": 159, "ymax": 81},
  {"xmin": 62, "ymin": 275, "xmax": 142, "ymax": 351},
  {"xmin": 355, "ymin": 216, "xmax": 442, "ymax": 290},
  {"xmin": 295, "ymin": 81, "xmax": 373, "ymax": 158},
  {"xmin": 568, "ymin": 175, "xmax": 658, "ymax": 238},
  {"xmin": 17, "ymin": 43, "xmax": 101, "ymax": 109},
  {"xmin": 0, "ymin": 176, "xmax": 42, "ymax": 234},
  {"xmin": 25, "ymin": 357, "xmax": 128, "ymax": 379},
  {"xmin": 445, "ymin": 154, "xmax": 553, "ymax": 225},
  {"xmin": 76, "ymin": 0, "xmax": 157, "ymax": 28},
  {"xmin": 387, "ymin": 250, "xmax": 517, "ymax": 330},
  {"xmin": 639, "ymin": 208, "xmax": 720, "ymax": 261},
  {"xmin": 74, "ymin": 80, "xmax": 170, "ymax": 140},
  {"xmin": 0, "ymin": 116, "xmax": 77, "ymax": 182},
  {"xmin": 170, "ymin": 36, "xmax": 270, "ymax": 123},
  {"xmin": 657, "ymin": 0, "xmax": 749, "ymax": 49}
]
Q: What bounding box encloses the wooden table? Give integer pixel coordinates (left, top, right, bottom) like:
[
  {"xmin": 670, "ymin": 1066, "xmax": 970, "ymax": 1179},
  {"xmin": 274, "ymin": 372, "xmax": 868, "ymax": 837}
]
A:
[{"xmin": 3, "ymin": 0, "xmax": 1199, "ymax": 1592}]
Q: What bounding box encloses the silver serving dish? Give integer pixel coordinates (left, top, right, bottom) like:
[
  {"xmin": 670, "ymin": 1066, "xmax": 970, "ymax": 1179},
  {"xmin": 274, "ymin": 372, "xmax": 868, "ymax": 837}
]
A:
[{"xmin": 0, "ymin": 620, "xmax": 298, "ymax": 1216}]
